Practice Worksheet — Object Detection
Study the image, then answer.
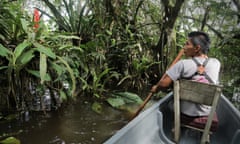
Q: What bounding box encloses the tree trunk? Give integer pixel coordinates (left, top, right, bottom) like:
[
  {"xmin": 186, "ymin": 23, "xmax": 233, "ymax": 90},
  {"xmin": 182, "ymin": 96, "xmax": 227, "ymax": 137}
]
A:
[{"xmin": 153, "ymin": 0, "xmax": 184, "ymax": 76}]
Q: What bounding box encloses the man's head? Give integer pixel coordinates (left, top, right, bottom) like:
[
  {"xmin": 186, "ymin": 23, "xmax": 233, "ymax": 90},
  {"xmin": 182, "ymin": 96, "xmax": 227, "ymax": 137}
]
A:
[{"xmin": 188, "ymin": 31, "xmax": 211, "ymax": 54}]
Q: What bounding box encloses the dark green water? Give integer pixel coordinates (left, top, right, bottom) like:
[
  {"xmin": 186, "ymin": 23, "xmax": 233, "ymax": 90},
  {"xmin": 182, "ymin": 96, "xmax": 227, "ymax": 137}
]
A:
[{"xmin": 0, "ymin": 100, "xmax": 129, "ymax": 144}]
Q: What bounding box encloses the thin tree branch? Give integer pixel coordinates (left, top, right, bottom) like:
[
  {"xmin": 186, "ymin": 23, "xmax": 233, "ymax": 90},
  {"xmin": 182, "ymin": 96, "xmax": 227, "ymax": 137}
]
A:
[
  {"xmin": 201, "ymin": 7, "xmax": 210, "ymax": 31},
  {"xmin": 183, "ymin": 16, "xmax": 224, "ymax": 39},
  {"xmin": 232, "ymin": 0, "xmax": 240, "ymax": 10}
]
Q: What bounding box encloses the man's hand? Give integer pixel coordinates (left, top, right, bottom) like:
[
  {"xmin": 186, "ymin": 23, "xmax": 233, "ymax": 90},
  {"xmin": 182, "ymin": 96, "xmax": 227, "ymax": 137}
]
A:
[{"xmin": 150, "ymin": 85, "xmax": 159, "ymax": 93}]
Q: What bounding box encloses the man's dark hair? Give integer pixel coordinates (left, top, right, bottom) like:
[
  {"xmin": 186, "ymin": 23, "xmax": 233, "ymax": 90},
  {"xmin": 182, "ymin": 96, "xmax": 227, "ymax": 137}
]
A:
[{"xmin": 188, "ymin": 31, "xmax": 211, "ymax": 54}]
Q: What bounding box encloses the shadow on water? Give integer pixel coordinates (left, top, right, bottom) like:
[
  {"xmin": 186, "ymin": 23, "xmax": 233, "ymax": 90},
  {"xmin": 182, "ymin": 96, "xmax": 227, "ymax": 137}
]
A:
[{"xmin": 0, "ymin": 99, "xmax": 130, "ymax": 144}]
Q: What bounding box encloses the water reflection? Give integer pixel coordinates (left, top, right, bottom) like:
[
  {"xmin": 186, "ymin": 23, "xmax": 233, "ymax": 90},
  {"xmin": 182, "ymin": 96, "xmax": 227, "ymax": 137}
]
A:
[{"xmin": 0, "ymin": 99, "xmax": 129, "ymax": 144}]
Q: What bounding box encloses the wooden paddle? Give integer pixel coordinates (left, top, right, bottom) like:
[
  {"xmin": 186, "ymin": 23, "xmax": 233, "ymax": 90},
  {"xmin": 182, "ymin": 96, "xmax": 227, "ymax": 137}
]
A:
[{"xmin": 130, "ymin": 49, "xmax": 184, "ymax": 121}]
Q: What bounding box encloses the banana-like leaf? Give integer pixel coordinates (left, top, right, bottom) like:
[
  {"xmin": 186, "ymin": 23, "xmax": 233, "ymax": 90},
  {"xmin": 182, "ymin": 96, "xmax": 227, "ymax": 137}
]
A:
[
  {"xmin": 18, "ymin": 50, "xmax": 35, "ymax": 65},
  {"xmin": 107, "ymin": 98, "xmax": 125, "ymax": 108},
  {"xmin": 33, "ymin": 42, "xmax": 56, "ymax": 59},
  {"xmin": 40, "ymin": 53, "xmax": 47, "ymax": 84},
  {"xmin": 112, "ymin": 92, "xmax": 143, "ymax": 104},
  {"xmin": 26, "ymin": 70, "xmax": 40, "ymax": 77},
  {"xmin": 20, "ymin": 18, "xmax": 29, "ymax": 33},
  {"xmin": 13, "ymin": 41, "xmax": 31, "ymax": 64},
  {"xmin": 0, "ymin": 44, "xmax": 11, "ymax": 58},
  {"xmin": 107, "ymin": 92, "xmax": 143, "ymax": 109}
]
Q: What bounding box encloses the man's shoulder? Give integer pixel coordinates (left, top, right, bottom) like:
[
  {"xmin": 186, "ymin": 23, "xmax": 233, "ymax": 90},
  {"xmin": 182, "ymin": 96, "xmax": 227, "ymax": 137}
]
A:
[
  {"xmin": 208, "ymin": 58, "xmax": 221, "ymax": 65},
  {"xmin": 180, "ymin": 58, "xmax": 195, "ymax": 64},
  {"xmin": 182, "ymin": 57, "xmax": 220, "ymax": 64},
  {"xmin": 208, "ymin": 57, "xmax": 220, "ymax": 62}
]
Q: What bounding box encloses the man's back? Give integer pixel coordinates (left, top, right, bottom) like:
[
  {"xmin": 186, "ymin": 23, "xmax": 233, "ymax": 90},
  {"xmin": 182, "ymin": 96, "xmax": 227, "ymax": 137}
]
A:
[{"xmin": 166, "ymin": 57, "xmax": 221, "ymax": 116}]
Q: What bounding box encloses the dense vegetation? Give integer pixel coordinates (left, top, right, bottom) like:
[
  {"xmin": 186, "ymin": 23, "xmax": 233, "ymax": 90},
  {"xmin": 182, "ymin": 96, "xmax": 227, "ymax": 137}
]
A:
[{"xmin": 0, "ymin": 0, "xmax": 239, "ymax": 113}]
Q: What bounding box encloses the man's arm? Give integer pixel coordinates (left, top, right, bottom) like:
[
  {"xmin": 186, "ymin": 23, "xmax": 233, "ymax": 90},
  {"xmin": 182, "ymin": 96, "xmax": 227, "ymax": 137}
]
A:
[
  {"xmin": 151, "ymin": 74, "xmax": 173, "ymax": 93},
  {"xmin": 151, "ymin": 49, "xmax": 184, "ymax": 93}
]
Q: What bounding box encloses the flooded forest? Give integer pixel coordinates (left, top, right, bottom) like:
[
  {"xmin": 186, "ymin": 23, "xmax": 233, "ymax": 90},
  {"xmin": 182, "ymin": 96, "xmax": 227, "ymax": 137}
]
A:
[{"xmin": 0, "ymin": 0, "xmax": 239, "ymax": 143}]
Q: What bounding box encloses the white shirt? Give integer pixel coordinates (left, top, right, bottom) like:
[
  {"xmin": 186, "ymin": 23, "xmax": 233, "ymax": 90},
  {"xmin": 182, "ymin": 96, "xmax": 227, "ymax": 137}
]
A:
[{"xmin": 166, "ymin": 57, "xmax": 220, "ymax": 116}]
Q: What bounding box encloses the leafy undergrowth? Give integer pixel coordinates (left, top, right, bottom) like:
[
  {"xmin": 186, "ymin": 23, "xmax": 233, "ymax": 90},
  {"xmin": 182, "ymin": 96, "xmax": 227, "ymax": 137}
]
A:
[{"xmin": 106, "ymin": 92, "xmax": 143, "ymax": 113}]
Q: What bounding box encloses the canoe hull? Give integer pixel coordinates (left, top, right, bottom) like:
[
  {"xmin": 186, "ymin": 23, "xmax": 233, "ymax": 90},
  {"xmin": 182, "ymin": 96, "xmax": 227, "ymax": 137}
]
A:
[{"xmin": 104, "ymin": 92, "xmax": 240, "ymax": 144}]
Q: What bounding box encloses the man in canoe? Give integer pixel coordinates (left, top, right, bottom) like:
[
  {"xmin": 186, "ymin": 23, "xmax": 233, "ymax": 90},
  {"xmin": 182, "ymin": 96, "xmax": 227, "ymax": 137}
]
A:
[{"xmin": 150, "ymin": 31, "xmax": 221, "ymax": 117}]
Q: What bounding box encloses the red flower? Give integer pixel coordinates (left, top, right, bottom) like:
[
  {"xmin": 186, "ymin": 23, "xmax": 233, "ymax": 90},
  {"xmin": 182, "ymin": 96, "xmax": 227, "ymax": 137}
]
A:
[{"xmin": 34, "ymin": 8, "xmax": 40, "ymax": 31}]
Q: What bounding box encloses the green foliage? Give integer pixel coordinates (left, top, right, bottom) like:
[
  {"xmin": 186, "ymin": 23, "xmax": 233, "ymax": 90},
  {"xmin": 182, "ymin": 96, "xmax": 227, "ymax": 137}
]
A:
[
  {"xmin": 118, "ymin": 56, "xmax": 161, "ymax": 90},
  {"xmin": 33, "ymin": 42, "xmax": 56, "ymax": 59},
  {"xmin": 40, "ymin": 0, "xmax": 96, "ymax": 45},
  {"xmin": 79, "ymin": 66, "xmax": 120, "ymax": 98},
  {"xmin": 56, "ymin": 56, "xmax": 76, "ymax": 96},
  {"xmin": 220, "ymin": 38, "xmax": 240, "ymax": 73},
  {"xmin": 0, "ymin": 41, "xmax": 34, "ymax": 105},
  {"xmin": 0, "ymin": 41, "xmax": 32, "ymax": 71},
  {"xmin": 107, "ymin": 92, "xmax": 143, "ymax": 109},
  {"xmin": 0, "ymin": 0, "xmax": 239, "ymax": 112},
  {"xmin": 0, "ymin": 1, "xmax": 29, "ymax": 45},
  {"xmin": 0, "ymin": 137, "xmax": 20, "ymax": 144},
  {"xmin": 0, "ymin": 1, "xmax": 81, "ymax": 110},
  {"xmin": 218, "ymin": 36, "xmax": 240, "ymax": 107}
]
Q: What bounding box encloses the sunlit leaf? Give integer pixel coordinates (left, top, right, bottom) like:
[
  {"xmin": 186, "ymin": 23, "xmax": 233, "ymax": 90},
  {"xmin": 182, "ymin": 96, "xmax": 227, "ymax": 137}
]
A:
[
  {"xmin": 107, "ymin": 92, "xmax": 143, "ymax": 111},
  {"xmin": 106, "ymin": 30, "xmax": 112, "ymax": 35},
  {"xmin": 0, "ymin": 44, "xmax": 11, "ymax": 57},
  {"xmin": 18, "ymin": 50, "xmax": 35, "ymax": 65},
  {"xmin": 56, "ymin": 35, "xmax": 81, "ymax": 40},
  {"xmin": 40, "ymin": 53, "xmax": 47, "ymax": 84},
  {"xmin": 33, "ymin": 42, "xmax": 56, "ymax": 59},
  {"xmin": 14, "ymin": 41, "xmax": 31, "ymax": 62},
  {"xmin": 107, "ymin": 98, "xmax": 125, "ymax": 108},
  {"xmin": 20, "ymin": 18, "xmax": 29, "ymax": 33},
  {"xmin": 115, "ymin": 92, "xmax": 143, "ymax": 104},
  {"xmin": 0, "ymin": 136, "xmax": 20, "ymax": 144}
]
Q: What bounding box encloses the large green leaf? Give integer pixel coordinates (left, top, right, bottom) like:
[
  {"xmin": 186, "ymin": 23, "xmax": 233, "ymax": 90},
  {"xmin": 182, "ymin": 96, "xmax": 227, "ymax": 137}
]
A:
[
  {"xmin": 113, "ymin": 92, "xmax": 143, "ymax": 104},
  {"xmin": 13, "ymin": 41, "xmax": 31, "ymax": 63},
  {"xmin": 107, "ymin": 92, "xmax": 143, "ymax": 109},
  {"xmin": 0, "ymin": 44, "xmax": 11, "ymax": 57},
  {"xmin": 0, "ymin": 136, "xmax": 20, "ymax": 144},
  {"xmin": 20, "ymin": 18, "xmax": 28, "ymax": 33},
  {"xmin": 33, "ymin": 42, "xmax": 56, "ymax": 59},
  {"xmin": 18, "ymin": 50, "xmax": 35, "ymax": 65},
  {"xmin": 107, "ymin": 98, "xmax": 125, "ymax": 108}
]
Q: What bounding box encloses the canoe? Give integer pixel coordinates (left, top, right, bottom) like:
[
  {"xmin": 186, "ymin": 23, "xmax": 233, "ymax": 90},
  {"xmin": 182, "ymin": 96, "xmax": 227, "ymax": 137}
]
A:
[{"xmin": 104, "ymin": 92, "xmax": 240, "ymax": 144}]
